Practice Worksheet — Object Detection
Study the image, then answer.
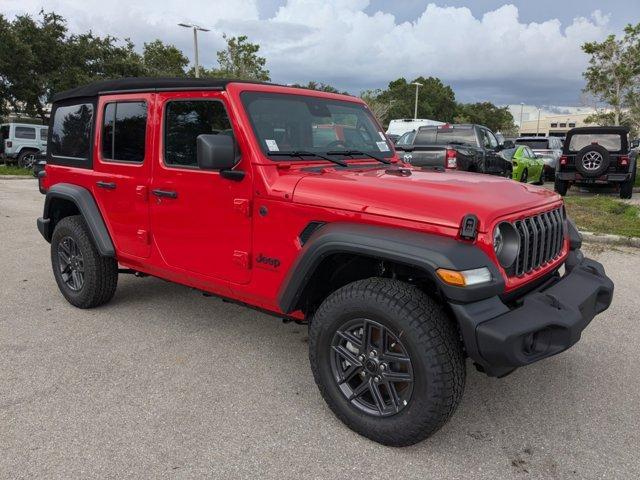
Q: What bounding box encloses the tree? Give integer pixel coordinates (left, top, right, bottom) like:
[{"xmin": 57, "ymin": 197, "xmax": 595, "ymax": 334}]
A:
[
  {"xmin": 374, "ymin": 77, "xmax": 457, "ymax": 123},
  {"xmin": 143, "ymin": 40, "xmax": 189, "ymax": 77},
  {"xmin": 582, "ymin": 23, "xmax": 640, "ymax": 125},
  {"xmin": 215, "ymin": 34, "xmax": 270, "ymax": 81},
  {"xmin": 291, "ymin": 81, "xmax": 348, "ymax": 94},
  {"xmin": 360, "ymin": 89, "xmax": 391, "ymax": 125},
  {"xmin": 454, "ymin": 102, "xmax": 517, "ymax": 133}
]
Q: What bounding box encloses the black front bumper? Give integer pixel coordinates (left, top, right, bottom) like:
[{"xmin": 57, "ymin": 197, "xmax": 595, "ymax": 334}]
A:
[{"xmin": 450, "ymin": 250, "xmax": 614, "ymax": 377}]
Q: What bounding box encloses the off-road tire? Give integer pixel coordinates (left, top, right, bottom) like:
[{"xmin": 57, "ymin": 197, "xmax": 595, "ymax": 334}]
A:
[
  {"xmin": 554, "ymin": 177, "xmax": 569, "ymax": 196},
  {"xmin": 17, "ymin": 150, "xmax": 38, "ymax": 169},
  {"xmin": 51, "ymin": 215, "xmax": 118, "ymax": 308},
  {"xmin": 308, "ymin": 278, "xmax": 465, "ymax": 446},
  {"xmin": 575, "ymin": 144, "xmax": 610, "ymax": 178},
  {"xmin": 620, "ymin": 165, "xmax": 635, "ymax": 199}
]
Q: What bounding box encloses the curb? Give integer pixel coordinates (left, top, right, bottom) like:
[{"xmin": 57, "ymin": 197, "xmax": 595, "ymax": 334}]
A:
[
  {"xmin": 0, "ymin": 175, "xmax": 34, "ymax": 180},
  {"xmin": 580, "ymin": 230, "xmax": 640, "ymax": 248}
]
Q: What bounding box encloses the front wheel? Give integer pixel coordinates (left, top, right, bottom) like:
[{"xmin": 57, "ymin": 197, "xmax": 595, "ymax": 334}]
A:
[
  {"xmin": 520, "ymin": 168, "xmax": 528, "ymax": 183},
  {"xmin": 308, "ymin": 278, "xmax": 465, "ymax": 446},
  {"xmin": 554, "ymin": 177, "xmax": 569, "ymax": 196}
]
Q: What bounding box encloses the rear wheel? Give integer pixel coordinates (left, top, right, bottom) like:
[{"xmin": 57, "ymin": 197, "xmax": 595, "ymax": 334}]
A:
[
  {"xmin": 309, "ymin": 278, "xmax": 465, "ymax": 446},
  {"xmin": 554, "ymin": 177, "xmax": 569, "ymax": 196},
  {"xmin": 620, "ymin": 165, "xmax": 635, "ymax": 199},
  {"xmin": 17, "ymin": 150, "xmax": 38, "ymax": 169},
  {"xmin": 51, "ymin": 215, "xmax": 118, "ymax": 308}
]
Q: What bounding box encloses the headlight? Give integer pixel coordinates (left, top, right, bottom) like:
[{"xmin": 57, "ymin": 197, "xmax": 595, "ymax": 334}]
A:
[{"xmin": 493, "ymin": 222, "xmax": 519, "ymax": 268}]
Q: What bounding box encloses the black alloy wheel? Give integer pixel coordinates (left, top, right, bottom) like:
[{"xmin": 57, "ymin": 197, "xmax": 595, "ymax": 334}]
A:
[
  {"xmin": 57, "ymin": 236, "xmax": 85, "ymax": 291},
  {"xmin": 330, "ymin": 318, "xmax": 413, "ymax": 416}
]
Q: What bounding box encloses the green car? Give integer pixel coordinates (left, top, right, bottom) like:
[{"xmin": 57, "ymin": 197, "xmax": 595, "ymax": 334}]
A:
[{"xmin": 503, "ymin": 145, "xmax": 545, "ymax": 184}]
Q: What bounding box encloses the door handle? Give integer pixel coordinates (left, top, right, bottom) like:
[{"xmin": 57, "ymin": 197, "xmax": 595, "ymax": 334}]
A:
[
  {"xmin": 152, "ymin": 189, "xmax": 178, "ymax": 199},
  {"xmin": 96, "ymin": 181, "xmax": 116, "ymax": 190}
]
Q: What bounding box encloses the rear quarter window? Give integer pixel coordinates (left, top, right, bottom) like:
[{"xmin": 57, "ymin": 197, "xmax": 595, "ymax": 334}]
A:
[
  {"xmin": 15, "ymin": 126, "xmax": 36, "ymax": 140},
  {"xmin": 50, "ymin": 103, "xmax": 94, "ymax": 160}
]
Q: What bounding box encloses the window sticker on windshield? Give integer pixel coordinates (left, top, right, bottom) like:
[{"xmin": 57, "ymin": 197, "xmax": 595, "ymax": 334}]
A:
[
  {"xmin": 376, "ymin": 141, "xmax": 390, "ymax": 152},
  {"xmin": 265, "ymin": 139, "xmax": 279, "ymax": 152},
  {"xmin": 378, "ymin": 132, "xmax": 386, "ymax": 141}
]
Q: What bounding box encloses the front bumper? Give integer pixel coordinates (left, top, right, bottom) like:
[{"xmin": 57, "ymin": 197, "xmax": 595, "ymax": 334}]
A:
[{"xmin": 450, "ymin": 249, "xmax": 614, "ymax": 377}]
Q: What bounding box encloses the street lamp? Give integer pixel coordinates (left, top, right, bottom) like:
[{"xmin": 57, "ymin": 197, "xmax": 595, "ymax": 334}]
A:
[
  {"xmin": 536, "ymin": 108, "xmax": 541, "ymax": 136},
  {"xmin": 519, "ymin": 102, "xmax": 524, "ymax": 136},
  {"xmin": 411, "ymin": 82, "xmax": 423, "ymax": 119},
  {"xmin": 178, "ymin": 23, "xmax": 210, "ymax": 78}
]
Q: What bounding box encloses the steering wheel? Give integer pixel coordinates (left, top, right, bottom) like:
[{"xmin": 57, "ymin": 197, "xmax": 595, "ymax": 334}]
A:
[{"xmin": 325, "ymin": 140, "xmax": 348, "ymax": 149}]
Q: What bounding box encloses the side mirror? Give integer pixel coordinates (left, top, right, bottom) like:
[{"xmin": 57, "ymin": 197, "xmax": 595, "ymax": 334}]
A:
[
  {"xmin": 631, "ymin": 140, "xmax": 639, "ymax": 149},
  {"xmin": 197, "ymin": 134, "xmax": 238, "ymax": 171},
  {"xmin": 502, "ymin": 140, "xmax": 515, "ymax": 149},
  {"xmin": 394, "ymin": 145, "xmax": 414, "ymax": 152}
]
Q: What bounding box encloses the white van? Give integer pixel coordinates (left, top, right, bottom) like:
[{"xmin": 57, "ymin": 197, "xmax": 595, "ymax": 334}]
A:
[
  {"xmin": 0, "ymin": 123, "xmax": 48, "ymax": 166},
  {"xmin": 386, "ymin": 118, "xmax": 445, "ymax": 137}
]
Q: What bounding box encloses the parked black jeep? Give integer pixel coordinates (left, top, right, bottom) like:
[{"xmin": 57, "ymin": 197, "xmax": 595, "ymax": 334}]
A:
[{"xmin": 555, "ymin": 126, "xmax": 636, "ymax": 199}]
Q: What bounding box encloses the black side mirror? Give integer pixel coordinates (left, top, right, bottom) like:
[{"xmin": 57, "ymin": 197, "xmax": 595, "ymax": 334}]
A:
[{"xmin": 197, "ymin": 134, "xmax": 237, "ymax": 170}]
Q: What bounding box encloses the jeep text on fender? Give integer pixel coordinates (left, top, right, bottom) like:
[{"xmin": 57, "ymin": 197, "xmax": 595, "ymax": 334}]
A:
[{"xmin": 37, "ymin": 78, "xmax": 614, "ymax": 446}]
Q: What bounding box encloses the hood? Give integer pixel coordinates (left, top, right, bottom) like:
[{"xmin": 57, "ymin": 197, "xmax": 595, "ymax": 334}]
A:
[{"xmin": 292, "ymin": 167, "xmax": 561, "ymax": 232}]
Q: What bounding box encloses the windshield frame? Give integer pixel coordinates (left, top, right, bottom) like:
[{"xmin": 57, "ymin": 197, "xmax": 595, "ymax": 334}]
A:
[{"xmin": 240, "ymin": 90, "xmax": 393, "ymax": 162}]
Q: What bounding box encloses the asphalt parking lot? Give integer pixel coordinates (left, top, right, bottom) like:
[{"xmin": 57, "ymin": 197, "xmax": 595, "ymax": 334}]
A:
[{"xmin": 1, "ymin": 178, "xmax": 639, "ymax": 479}]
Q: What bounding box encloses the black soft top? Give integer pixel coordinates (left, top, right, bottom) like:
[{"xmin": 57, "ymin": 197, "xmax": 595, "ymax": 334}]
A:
[
  {"xmin": 52, "ymin": 77, "xmax": 273, "ymax": 103},
  {"xmin": 566, "ymin": 126, "xmax": 629, "ymax": 136}
]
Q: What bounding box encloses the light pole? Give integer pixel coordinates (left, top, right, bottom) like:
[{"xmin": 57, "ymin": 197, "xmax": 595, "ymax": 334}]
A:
[
  {"xmin": 519, "ymin": 102, "xmax": 524, "ymax": 136},
  {"xmin": 178, "ymin": 23, "xmax": 210, "ymax": 78},
  {"xmin": 536, "ymin": 108, "xmax": 541, "ymax": 136},
  {"xmin": 411, "ymin": 82, "xmax": 423, "ymax": 119}
]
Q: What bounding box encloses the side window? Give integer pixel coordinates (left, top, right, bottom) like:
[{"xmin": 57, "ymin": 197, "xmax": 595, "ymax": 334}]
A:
[
  {"xmin": 102, "ymin": 101, "xmax": 147, "ymax": 162},
  {"xmin": 164, "ymin": 100, "xmax": 233, "ymax": 168},
  {"xmin": 50, "ymin": 103, "xmax": 94, "ymax": 160},
  {"xmin": 40, "ymin": 128, "xmax": 48, "ymax": 141},
  {"xmin": 15, "ymin": 126, "xmax": 36, "ymax": 140},
  {"xmin": 485, "ymin": 129, "xmax": 498, "ymax": 149}
]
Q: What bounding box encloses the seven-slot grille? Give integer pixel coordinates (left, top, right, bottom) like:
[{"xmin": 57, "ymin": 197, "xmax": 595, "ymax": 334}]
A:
[{"xmin": 512, "ymin": 207, "xmax": 565, "ymax": 276}]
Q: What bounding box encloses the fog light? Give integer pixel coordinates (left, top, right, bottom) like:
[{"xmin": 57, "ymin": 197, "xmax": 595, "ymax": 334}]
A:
[{"xmin": 436, "ymin": 267, "xmax": 492, "ymax": 287}]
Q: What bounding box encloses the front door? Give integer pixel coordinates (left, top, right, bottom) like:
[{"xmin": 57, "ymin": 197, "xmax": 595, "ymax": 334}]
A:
[
  {"xmin": 149, "ymin": 93, "xmax": 252, "ymax": 284},
  {"xmin": 93, "ymin": 94, "xmax": 153, "ymax": 259}
]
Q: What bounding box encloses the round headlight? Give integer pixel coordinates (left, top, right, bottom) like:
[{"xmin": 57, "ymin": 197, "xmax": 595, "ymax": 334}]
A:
[{"xmin": 493, "ymin": 222, "xmax": 519, "ymax": 268}]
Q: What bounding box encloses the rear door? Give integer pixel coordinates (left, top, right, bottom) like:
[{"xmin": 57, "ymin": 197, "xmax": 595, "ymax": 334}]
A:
[{"xmin": 92, "ymin": 94, "xmax": 153, "ymax": 259}]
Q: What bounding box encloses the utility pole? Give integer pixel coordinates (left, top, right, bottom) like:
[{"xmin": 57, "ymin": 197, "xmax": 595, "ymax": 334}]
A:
[
  {"xmin": 411, "ymin": 82, "xmax": 423, "ymax": 119},
  {"xmin": 178, "ymin": 23, "xmax": 210, "ymax": 78},
  {"xmin": 536, "ymin": 108, "xmax": 541, "ymax": 136},
  {"xmin": 519, "ymin": 102, "xmax": 524, "ymax": 136}
]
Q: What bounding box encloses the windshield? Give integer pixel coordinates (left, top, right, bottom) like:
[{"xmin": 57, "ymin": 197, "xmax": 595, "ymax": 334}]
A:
[
  {"xmin": 516, "ymin": 139, "xmax": 549, "ymax": 150},
  {"xmin": 568, "ymin": 134, "xmax": 623, "ymax": 152},
  {"xmin": 241, "ymin": 91, "xmax": 392, "ymax": 158}
]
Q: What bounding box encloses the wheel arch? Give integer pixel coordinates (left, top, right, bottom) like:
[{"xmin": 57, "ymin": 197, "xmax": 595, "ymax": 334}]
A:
[
  {"xmin": 37, "ymin": 183, "xmax": 115, "ymax": 257},
  {"xmin": 277, "ymin": 223, "xmax": 504, "ymax": 315}
]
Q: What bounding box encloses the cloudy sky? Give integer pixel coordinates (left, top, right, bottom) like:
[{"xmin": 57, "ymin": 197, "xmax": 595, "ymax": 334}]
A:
[{"xmin": 4, "ymin": 0, "xmax": 638, "ymax": 105}]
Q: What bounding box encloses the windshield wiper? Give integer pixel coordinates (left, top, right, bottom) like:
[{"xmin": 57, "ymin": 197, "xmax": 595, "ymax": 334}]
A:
[
  {"xmin": 268, "ymin": 151, "xmax": 348, "ymax": 167},
  {"xmin": 326, "ymin": 150, "xmax": 392, "ymax": 164}
]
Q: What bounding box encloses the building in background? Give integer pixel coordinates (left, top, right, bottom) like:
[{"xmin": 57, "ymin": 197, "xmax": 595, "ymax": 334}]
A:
[{"xmin": 506, "ymin": 104, "xmax": 599, "ymax": 138}]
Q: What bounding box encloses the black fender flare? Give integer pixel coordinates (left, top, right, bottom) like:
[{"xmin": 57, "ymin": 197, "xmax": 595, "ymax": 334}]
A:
[
  {"xmin": 277, "ymin": 222, "xmax": 504, "ymax": 313},
  {"xmin": 37, "ymin": 183, "xmax": 115, "ymax": 257}
]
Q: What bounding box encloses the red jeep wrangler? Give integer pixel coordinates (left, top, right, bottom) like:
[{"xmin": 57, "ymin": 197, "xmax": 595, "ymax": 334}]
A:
[{"xmin": 37, "ymin": 78, "xmax": 614, "ymax": 446}]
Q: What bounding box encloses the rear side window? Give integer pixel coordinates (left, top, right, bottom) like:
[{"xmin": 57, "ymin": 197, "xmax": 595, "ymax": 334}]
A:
[
  {"xmin": 102, "ymin": 102, "xmax": 147, "ymax": 162},
  {"xmin": 568, "ymin": 134, "xmax": 622, "ymax": 152},
  {"xmin": 50, "ymin": 103, "xmax": 94, "ymax": 159},
  {"xmin": 164, "ymin": 100, "xmax": 233, "ymax": 167},
  {"xmin": 0, "ymin": 125, "xmax": 9, "ymax": 140},
  {"xmin": 15, "ymin": 126, "xmax": 36, "ymax": 139}
]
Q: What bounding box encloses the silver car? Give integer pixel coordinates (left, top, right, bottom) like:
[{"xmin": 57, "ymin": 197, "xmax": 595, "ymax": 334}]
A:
[{"xmin": 515, "ymin": 136, "xmax": 563, "ymax": 179}]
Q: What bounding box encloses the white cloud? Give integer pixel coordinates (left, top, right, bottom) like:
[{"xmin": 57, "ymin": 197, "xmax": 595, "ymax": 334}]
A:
[{"xmin": 2, "ymin": 1, "xmax": 612, "ymax": 102}]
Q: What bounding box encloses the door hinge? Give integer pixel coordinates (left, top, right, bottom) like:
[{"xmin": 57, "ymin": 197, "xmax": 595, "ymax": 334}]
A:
[
  {"xmin": 233, "ymin": 250, "xmax": 250, "ymax": 269},
  {"xmin": 136, "ymin": 185, "xmax": 148, "ymax": 202},
  {"xmin": 233, "ymin": 198, "xmax": 251, "ymax": 217},
  {"xmin": 136, "ymin": 229, "xmax": 150, "ymax": 244}
]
